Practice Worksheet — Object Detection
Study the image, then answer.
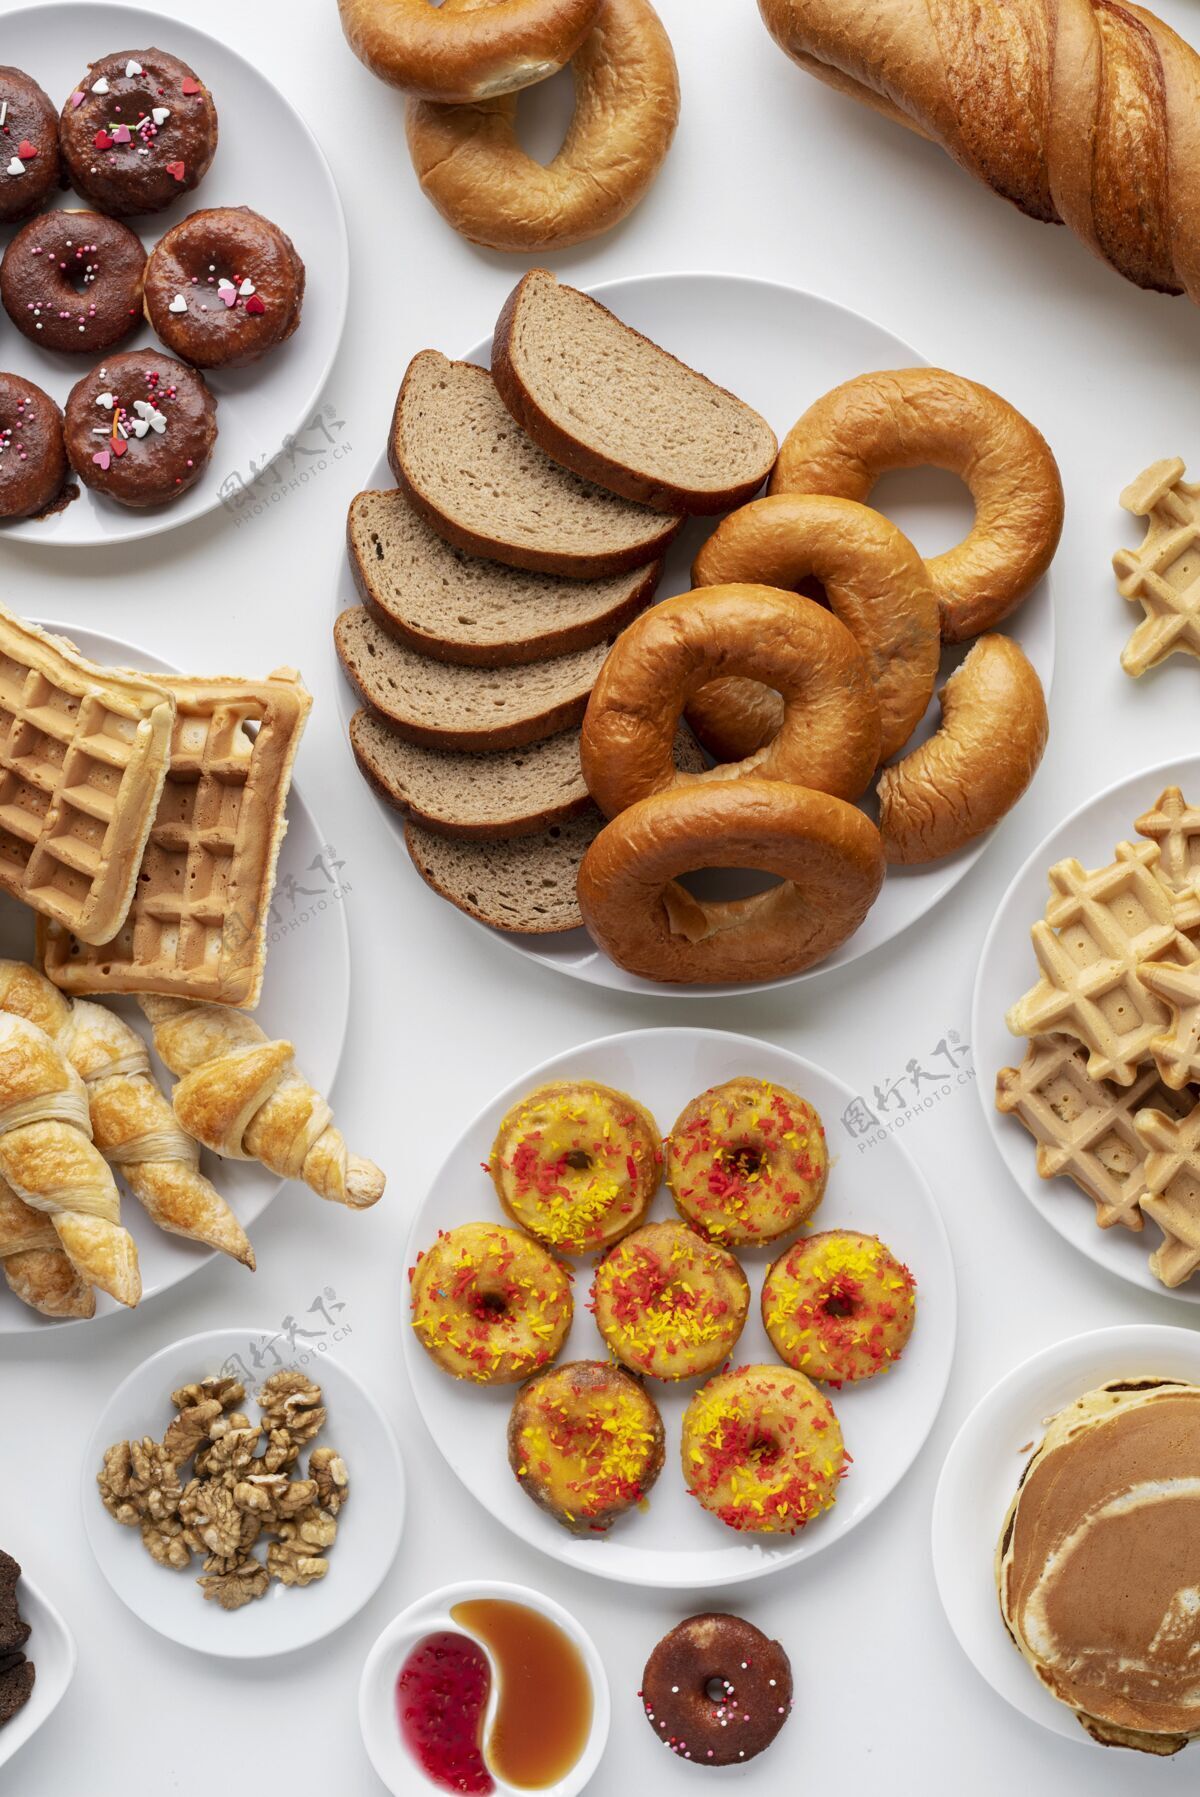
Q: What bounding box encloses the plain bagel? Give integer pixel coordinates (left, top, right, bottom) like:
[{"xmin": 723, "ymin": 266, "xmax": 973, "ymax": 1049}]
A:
[
  {"xmin": 577, "ymin": 779, "xmax": 886, "ymax": 984},
  {"xmin": 338, "ymin": 0, "xmax": 601, "ymax": 100},
  {"xmin": 404, "ymin": 0, "xmax": 680, "ymax": 251},
  {"xmin": 580, "ymin": 583, "xmax": 881, "ymax": 817},
  {"xmin": 771, "ymin": 369, "xmax": 1064, "ymax": 645},
  {"xmin": 689, "ymin": 493, "xmax": 941, "ymax": 762},
  {"xmin": 877, "ymin": 634, "xmax": 1048, "ymax": 865}
]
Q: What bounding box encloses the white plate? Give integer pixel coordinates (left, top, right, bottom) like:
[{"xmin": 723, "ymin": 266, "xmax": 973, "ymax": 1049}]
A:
[
  {"xmin": 0, "ymin": 0, "xmax": 348, "ymax": 547},
  {"xmin": 360, "ymin": 1580, "xmax": 610, "ymax": 1797},
  {"xmin": 0, "ymin": 620, "xmax": 350, "ymax": 1332},
  {"xmin": 0, "ymin": 1571, "xmax": 75, "ymax": 1774},
  {"xmin": 972, "ymin": 754, "xmax": 1200, "ymax": 1304},
  {"xmin": 402, "ymin": 1027, "xmax": 957, "ymax": 1589},
  {"xmin": 334, "ymin": 270, "xmax": 1056, "ymax": 998},
  {"xmin": 81, "ymin": 1327, "xmax": 405, "ymax": 1657},
  {"xmin": 932, "ymin": 1323, "xmax": 1200, "ymax": 1747}
]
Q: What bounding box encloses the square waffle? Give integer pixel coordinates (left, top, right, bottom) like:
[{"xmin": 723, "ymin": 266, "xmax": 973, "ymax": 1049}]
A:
[
  {"xmin": 0, "ymin": 609, "xmax": 174, "ymax": 945},
  {"xmin": 40, "ymin": 669, "xmax": 310, "ymax": 1009}
]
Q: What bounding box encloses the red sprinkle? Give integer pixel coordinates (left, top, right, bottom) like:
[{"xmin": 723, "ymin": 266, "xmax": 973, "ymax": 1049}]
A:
[
  {"xmin": 180, "ymin": 78, "xmax": 202, "ymax": 95},
  {"xmin": 16, "ymin": 141, "xmax": 37, "ymax": 160},
  {"xmin": 93, "ymin": 130, "xmax": 114, "ymax": 150},
  {"xmin": 165, "ymin": 160, "xmax": 186, "ymax": 181}
]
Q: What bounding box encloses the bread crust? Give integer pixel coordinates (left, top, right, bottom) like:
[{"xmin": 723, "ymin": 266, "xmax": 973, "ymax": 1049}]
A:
[{"xmin": 338, "ymin": 0, "xmax": 601, "ymax": 101}]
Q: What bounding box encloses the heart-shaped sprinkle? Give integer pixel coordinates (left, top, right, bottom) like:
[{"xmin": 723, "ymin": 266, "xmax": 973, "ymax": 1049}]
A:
[
  {"xmin": 91, "ymin": 76, "xmax": 110, "ymax": 94},
  {"xmin": 151, "ymin": 106, "xmax": 170, "ymax": 125},
  {"xmin": 238, "ymin": 278, "xmax": 256, "ymax": 297},
  {"xmin": 93, "ymin": 130, "xmax": 113, "ymax": 150},
  {"xmin": 95, "ymin": 391, "xmax": 114, "ymax": 409},
  {"xmin": 244, "ymin": 294, "xmax": 266, "ymax": 316},
  {"xmin": 165, "ymin": 160, "xmax": 185, "ymax": 182},
  {"xmin": 111, "ymin": 438, "xmax": 128, "ymax": 458},
  {"xmin": 16, "ymin": 141, "xmax": 37, "ymax": 160},
  {"xmin": 134, "ymin": 400, "xmax": 167, "ymax": 434},
  {"xmin": 92, "ymin": 449, "xmax": 111, "ymax": 470},
  {"xmin": 180, "ymin": 77, "xmax": 202, "ymax": 95},
  {"xmin": 5, "ymin": 157, "xmax": 24, "ymax": 177},
  {"xmin": 111, "ymin": 124, "xmax": 132, "ymax": 144},
  {"xmin": 167, "ymin": 293, "xmax": 187, "ymax": 314},
  {"xmin": 127, "ymin": 418, "xmax": 149, "ymax": 438},
  {"xmin": 125, "ymin": 59, "xmax": 143, "ymax": 77},
  {"xmin": 70, "ymin": 90, "xmax": 85, "ymax": 108}
]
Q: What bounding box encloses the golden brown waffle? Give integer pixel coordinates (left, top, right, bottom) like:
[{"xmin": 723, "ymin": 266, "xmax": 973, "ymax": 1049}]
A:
[
  {"xmin": 1137, "ymin": 958, "xmax": 1200, "ymax": 1090},
  {"xmin": 1136, "ymin": 786, "xmax": 1200, "ymax": 901},
  {"xmin": 1114, "ymin": 460, "xmax": 1200, "ymax": 677},
  {"xmin": 1134, "ymin": 1098, "xmax": 1200, "ymax": 1287},
  {"xmin": 40, "ymin": 669, "xmax": 310, "ymax": 1009},
  {"xmin": 1005, "ymin": 841, "xmax": 1198, "ymax": 1086},
  {"xmin": 0, "ymin": 609, "xmax": 175, "ymax": 946}
]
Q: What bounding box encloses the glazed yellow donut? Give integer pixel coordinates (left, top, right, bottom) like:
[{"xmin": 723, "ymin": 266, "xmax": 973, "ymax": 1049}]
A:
[
  {"xmin": 409, "ymin": 1220, "xmax": 573, "ymax": 1383},
  {"xmin": 681, "ymin": 1363, "xmax": 845, "ymax": 1534},
  {"xmin": 508, "ymin": 1359, "xmax": 666, "ymax": 1532},
  {"xmin": 405, "ymin": 0, "xmax": 680, "ymax": 251},
  {"xmin": 666, "ymin": 1076, "xmax": 828, "ymax": 1246},
  {"xmin": 591, "ymin": 1220, "xmax": 750, "ymax": 1379},
  {"xmin": 762, "ymin": 1230, "xmax": 917, "ymax": 1385},
  {"xmin": 489, "ymin": 1079, "xmax": 662, "ymax": 1254},
  {"xmin": 338, "ymin": 0, "xmax": 601, "ymax": 102}
]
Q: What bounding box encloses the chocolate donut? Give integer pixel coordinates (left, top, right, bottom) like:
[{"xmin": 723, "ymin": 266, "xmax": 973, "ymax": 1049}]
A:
[
  {"xmin": 1, "ymin": 210, "xmax": 145, "ymax": 352},
  {"xmin": 63, "ymin": 350, "xmax": 216, "ymax": 508},
  {"xmin": 0, "ymin": 374, "xmax": 70, "ymax": 520},
  {"xmin": 0, "ymin": 68, "xmax": 61, "ymax": 223},
  {"xmin": 59, "ymin": 48, "xmax": 217, "ymax": 217},
  {"xmin": 144, "ymin": 206, "xmax": 304, "ymax": 368},
  {"xmin": 640, "ymin": 1614, "xmax": 793, "ymax": 1766}
]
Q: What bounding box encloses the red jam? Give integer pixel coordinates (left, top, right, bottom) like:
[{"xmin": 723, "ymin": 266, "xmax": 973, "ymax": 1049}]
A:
[{"xmin": 397, "ymin": 1631, "xmax": 494, "ymax": 1794}]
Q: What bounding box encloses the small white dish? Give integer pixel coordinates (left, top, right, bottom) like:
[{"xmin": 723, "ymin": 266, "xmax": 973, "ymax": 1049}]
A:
[
  {"xmin": 972, "ymin": 753, "xmax": 1200, "ymax": 1303},
  {"xmin": 81, "ymin": 1327, "xmax": 404, "ymax": 1657},
  {"xmin": 359, "ymin": 1579, "xmax": 610, "ymax": 1797},
  {"xmin": 931, "ymin": 1322, "xmax": 1200, "ymax": 1746},
  {"xmin": 0, "ymin": 1572, "xmax": 76, "ymax": 1773}
]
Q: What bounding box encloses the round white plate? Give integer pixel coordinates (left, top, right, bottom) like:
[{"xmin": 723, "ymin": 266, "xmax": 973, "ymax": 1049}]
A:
[
  {"xmin": 334, "ymin": 271, "xmax": 1056, "ymax": 998},
  {"xmin": 972, "ymin": 754, "xmax": 1200, "ymax": 1304},
  {"xmin": 0, "ymin": 1570, "xmax": 75, "ymax": 1774},
  {"xmin": 402, "ymin": 1027, "xmax": 957, "ymax": 1588},
  {"xmin": 0, "ymin": 620, "xmax": 351, "ymax": 1332},
  {"xmin": 0, "ymin": 1, "xmax": 348, "ymax": 547},
  {"xmin": 932, "ymin": 1323, "xmax": 1200, "ymax": 1746},
  {"xmin": 82, "ymin": 1327, "xmax": 405, "ymax": 1657}
]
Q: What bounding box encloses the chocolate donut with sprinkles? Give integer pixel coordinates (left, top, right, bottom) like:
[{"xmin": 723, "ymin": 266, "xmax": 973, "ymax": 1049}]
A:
[
  {"xmin": 144, "ymin": 207, "xmax": 305, "ymax": 368},
  {"xmin": 0, "ymin": 68, "xmax": 62, "ymax": 222},
  {"xmin": 681, "ymin": 1363, "xmax": 846, "ymax": 1534},
  {"xmin": 641, "ymin": 1614, "xmax": 794, "ymax": 1766},
  {"xmin": 762, "ymin": 1229, "xmax": 917, "ymax": 1385},
  {"xmin": 59, "ymin": 48, "xmax": 217, "ymax": 217},
  {"xmin": 1, "ymin": 210, "xmax": 146, "ymax": 352},
  {"xmin": 489, "ymin": 1079, "xmax": 661, "ymax": 1256},
  {"xmin": 590, "ymin": 1220, "xmax": 750, "ymax": 1380},
  {"xmin": 409, "ymin": 1220, "xmax": 572, "ymax": 1384},
  {"xmin": 666, "ymin": 1077, "xmax": 828, "ymax": 1247},
  {"xmin": 63, "ymin": 349, "xmax": 217, "ymax": 508},
  {"xmin": 0, "ymin": 373, "xmax": 69, "ymax": 520},
  {"xmin": 508, "ymin": 1359, "xmax": 665, "ymax": 1533}
]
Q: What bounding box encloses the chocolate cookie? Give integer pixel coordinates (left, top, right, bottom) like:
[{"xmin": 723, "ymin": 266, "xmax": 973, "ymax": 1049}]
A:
[
  {"xmin": 59, "ymin": 47, "xmax": 217, "ymax": 216},
  {"xmin": 640, "ymin": 1613, "xmax": 793, "ymax": 1766},
  {"xmin": 64, "ymin": 350, "xmax": 216, "ymax": 508},
  {"xmin": 1, "ymin": 209, "xmax": 145, "ymax": 352},
  {"xmin": 0, "ymin": 67, "xmax": 61, "ymax": 222},
  {"xmin": 0, "ymin": 374, "xmax": 70, "ymax": 520},
  {"xmin": 144, "ymin": 206, "xmax": 304, "ymax": 367}
]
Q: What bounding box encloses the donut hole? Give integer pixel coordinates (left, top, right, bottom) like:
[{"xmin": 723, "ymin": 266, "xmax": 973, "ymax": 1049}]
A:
[
  {"xmin": 513, "ymin": 61, "xmax": 577, "ymax": 165},
  {"xmin": 747, "ymin": 1433, "xmax": 780, "ymax": 1468},
  {"xmin": 473, "ymin": 1288, "xmax": 509, "ymax": 1320},
  {"xmin": 704, "ymin": 1676, "xmax": 730, "ymax": 1704},
  {"xmin": 869, "ymin": 465, "xmax": 975, "ymax": 560},
  {"xmin": 821, "ymin": 1277, "xmax": 861, "ymax": 1319},
  {"xmin": 563, "ymin": 1148, "xmax": 592, "ymax": 1171},
  {"xmin": 728, "ymin": 1144, "xmax": 764, "ymax": 1180}
]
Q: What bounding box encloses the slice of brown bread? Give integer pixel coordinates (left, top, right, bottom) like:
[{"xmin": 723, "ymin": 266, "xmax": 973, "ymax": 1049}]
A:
[
  {"xmin": 0, "ymin": 1554, "xmax": 29, "ymax": 1657},
  {"xmin": 388, "ymin": 351, "xmax": 682, "ymax": 577},
  {"xmin": 405, "ymin": 809, "xmax": 600, "ymax": 934},
  {"xmin": 336, "ymin": 607, "xmax": 611, "ymax": 751},
  {"xmin": 492, "ymin": 271, "xmax": 779, "ymax": 514},
  {"xmin": 0, "ymin": 1657, "xmax": 34, "ymax": 1726},
  {"xmin": 347, "ymin": 488, "xmax": 662, "ymax": 667}
]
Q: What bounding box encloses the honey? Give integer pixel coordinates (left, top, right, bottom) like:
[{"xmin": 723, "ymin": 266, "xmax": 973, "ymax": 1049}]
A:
[{"xmin": 450, "ymin": 1598, "xmax": 593, "ymax": 1789}]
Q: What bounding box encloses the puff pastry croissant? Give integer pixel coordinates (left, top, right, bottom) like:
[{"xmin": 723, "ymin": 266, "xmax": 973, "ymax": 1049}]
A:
[{"xmin": 0, "ymin": 1178, "xmax": 94, "ymax": 1319}]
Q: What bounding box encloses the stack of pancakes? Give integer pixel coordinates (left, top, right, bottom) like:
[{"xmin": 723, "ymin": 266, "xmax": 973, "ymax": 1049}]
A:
[{"xmin": 997, "ymin": 1380, "xmax": 1200, "ymax": 1755}]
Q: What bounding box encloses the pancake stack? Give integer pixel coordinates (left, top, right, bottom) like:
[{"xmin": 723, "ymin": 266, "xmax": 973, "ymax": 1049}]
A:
[{"xmin": 997, "ymin": 1380, "xmax": 1200, "ymax": 1755}]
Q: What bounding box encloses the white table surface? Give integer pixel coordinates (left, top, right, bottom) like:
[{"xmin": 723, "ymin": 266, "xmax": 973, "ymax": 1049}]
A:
[{"xmin": 3, "ymin": 1, "xmax": 1200, "ymax": 1791}]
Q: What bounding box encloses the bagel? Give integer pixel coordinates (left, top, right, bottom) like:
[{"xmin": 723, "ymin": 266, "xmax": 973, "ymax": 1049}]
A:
[
  {"xmin": 877, "ymin": 634, "xmax": 1048, "ymax": 865},
  {"xmin": 580, "ymin": 583, "xmax": 881, "ymax": 818},
  {"xmin": 688, "ymin": 494, "xmax": 941, "ymax": 764},
  {"xmin": 771, "ymin": 369, "xmax": 1064, "ymax": 645},
  {"xmin": 405, "ymin": 0, "xmax": 680, "ymax": 251},
  {"xmin": 576, "ymin": 780, "xmax": 885, "ymax": 984},
  {"xmin": 338, "ymin": 0, "xmax": 601, "ymax": 101}
]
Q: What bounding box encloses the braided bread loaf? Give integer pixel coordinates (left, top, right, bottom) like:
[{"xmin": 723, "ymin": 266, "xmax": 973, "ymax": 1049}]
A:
[{"xmin": 758, "ymin": 0, "xmax": 1200, "ymax": 302}]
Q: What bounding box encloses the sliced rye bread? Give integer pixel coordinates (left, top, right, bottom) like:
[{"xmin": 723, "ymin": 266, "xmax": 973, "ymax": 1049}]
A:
[
  {"xmin": 492, "ymin": 270, "xmax": 778, "ymax": 515},
  {"xmin": 0, "ymin": 1656, "xmax": 34, "ymax": 1725},
  {"xmin": 0, "ymin": 1554, "xmax": 29, "ymax": 1657},
  {"xmin": 347, "ymin": 487, "xmax": 662, "ymax": 668},
  {"xmin": 388, "ymin": 351, "xmax": 682, "ymax": 577}
]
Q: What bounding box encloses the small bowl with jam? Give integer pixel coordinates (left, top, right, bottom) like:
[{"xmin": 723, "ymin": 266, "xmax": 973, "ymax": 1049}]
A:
[{"xmin": 359, "ymin": 1580, "xmax": 610, "ymax": 1796}]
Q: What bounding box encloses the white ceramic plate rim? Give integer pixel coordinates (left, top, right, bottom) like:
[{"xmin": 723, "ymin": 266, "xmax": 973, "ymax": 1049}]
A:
[{"xmin": 0, "ymin": 1572, "xmax": 76, "ymax": 1772}]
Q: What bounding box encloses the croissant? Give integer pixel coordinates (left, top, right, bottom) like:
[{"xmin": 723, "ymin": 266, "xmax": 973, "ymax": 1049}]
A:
[
  {"xmin": 140, "ymin": 998, "xmax": 386, "ymax": 1210},
  {"xmin": 0, "ymin": 1179, "xmax": 94, "ymax": 1319},
  {"xmin": 0, "ymin": 1013, "xmax": 140, "ymax": 1306},
  {"xmin": 758, "ymin": 0, "xmax": 1200, "ymax": 303}
]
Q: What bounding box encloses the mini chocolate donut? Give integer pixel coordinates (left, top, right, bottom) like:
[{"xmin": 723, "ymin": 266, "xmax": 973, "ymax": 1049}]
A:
[
  {"xmin": 59, "ymin": 48, "xmax": 217, "ymax": 217},
  {"xmin": 641, "ymin": 1614, "xmax": 793, "ymax": 1766},
  {"xmin": 1, "ymin": 210, "xmax": 145, "ymax": 352},
  {"xmin": 63, "ymin": 350, "xmax": 216, "ymax": 508},
  {"xmin": 0, "ymin": 68, "xmax": 62, "ymax": 223},
  {"xmin": 144, "ymin": 207, "xmax": 304, "ymax": 368},
  {"xmin": 0, "ymin": 374, "xmax": 69, "ymax": 520}
]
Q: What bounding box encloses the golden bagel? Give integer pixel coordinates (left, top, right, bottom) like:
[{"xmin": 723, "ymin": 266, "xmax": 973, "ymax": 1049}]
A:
[{"xmin": 338, "ymin": 0, "xmax": 601, "ymax": 101}]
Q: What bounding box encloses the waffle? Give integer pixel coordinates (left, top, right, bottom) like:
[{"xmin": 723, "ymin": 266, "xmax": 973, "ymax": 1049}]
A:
[
  {"xmin": 1134, "ymin": 1098, "xmax": 1200, "ymax": 1287},
  {"xmin": 1137, "ymin": 958, "xmax": 1200, "ymax": 1090},
  {"xmin": 1136, "ymin": 785, "xmax": 1200, "ymax": 902},
  {"xmin": 40, "ymin": 669, "xmax": 310, "ymax": 1009},
  {"xmin": 1113, "ymin": 459, "xmax": 1200, "ymax": 677},
  {"xmin": 1005, "ymin": 841, "xmax": 1198, "ymax": 1086},
  {"xmin": 0, "ymin": 609, "xmax": 175, "ymax": 946}
]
